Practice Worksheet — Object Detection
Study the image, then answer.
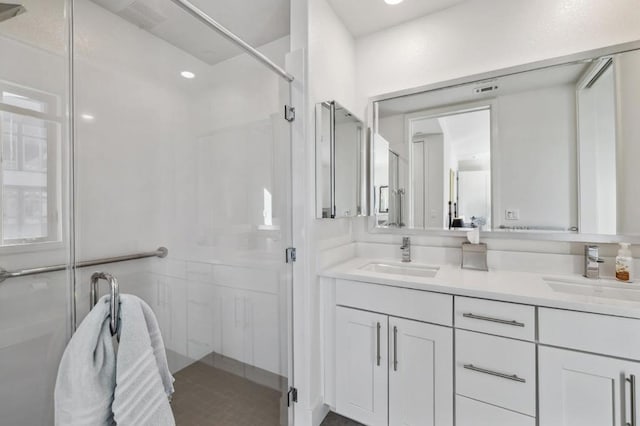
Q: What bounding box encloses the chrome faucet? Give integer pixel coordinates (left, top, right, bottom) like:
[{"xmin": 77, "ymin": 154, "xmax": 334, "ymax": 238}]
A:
[
  {"xmin": 400, "ymin": 237, "xmax": 411, "ymax": 263},
  {"xmin": 584, "ymin": 245, "xmax": 605, "ymax": 279}
]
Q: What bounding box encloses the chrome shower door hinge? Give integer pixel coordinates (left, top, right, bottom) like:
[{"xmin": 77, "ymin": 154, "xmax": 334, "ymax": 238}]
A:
[
  {"xmin": 287, "ymin": 386, "xmax": 298, "ymax": 406},
  {"xmin": 284, "ymin": 105, "xmax": 296, "ymax": 122},
  {"xmin": 285, "ymin": 247, "xmax": 297, "ymax": 263}
]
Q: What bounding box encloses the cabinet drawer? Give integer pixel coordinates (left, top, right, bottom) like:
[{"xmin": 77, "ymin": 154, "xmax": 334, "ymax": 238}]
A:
[
  {"xmin": 539, "ymin": 308, "xmax": 640, "ymax": 360},
  {"xmin": 456, "ymin": 330, "xmax": 536, "ymax": 416},
  {"xmin": 455, "ymin": 296, "xmax": 535, "ymax": 341},
  {"xmin": 336, "ymin": 279, "xmax": 452, "ymax": 326},
  {"xmin": 456, "ymin": 395, "xmax": 536, "ymax": 426}
]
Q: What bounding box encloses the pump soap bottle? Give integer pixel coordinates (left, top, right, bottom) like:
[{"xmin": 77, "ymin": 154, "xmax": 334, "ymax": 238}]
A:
[{"xmin": 616, "ymin": 243, "xmax": 634, "ymax": 282}]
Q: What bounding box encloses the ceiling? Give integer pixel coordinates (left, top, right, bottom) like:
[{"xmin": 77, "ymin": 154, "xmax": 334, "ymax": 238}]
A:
[
  {"xmin": 327, "ymin": 0, "xmax": 467, "ymax": 38},
  {"xmin": 91, "ymin": 0, "xmax": 290, "ymax": 65},
  {"xmin": 413, "ymin": 109, "xmax": 490, "ymax": 160}
]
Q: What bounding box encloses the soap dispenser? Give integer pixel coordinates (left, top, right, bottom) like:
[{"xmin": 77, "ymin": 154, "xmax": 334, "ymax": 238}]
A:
[{"xmin": 616, "ymin": 243, "xmax": 634, "ymax": 282}]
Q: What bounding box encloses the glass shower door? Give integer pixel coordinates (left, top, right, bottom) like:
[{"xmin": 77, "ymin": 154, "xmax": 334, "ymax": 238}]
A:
[
  {"xmin": 0, "ymin": 0, "xmax": 72, "ymax": 424},
  {"xmin": 72, "ymin": 0, "xmax": 294, "ymax": 424}
]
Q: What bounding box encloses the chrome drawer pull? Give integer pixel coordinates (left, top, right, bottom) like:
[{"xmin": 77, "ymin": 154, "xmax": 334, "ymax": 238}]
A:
[
  {"xmin": 628, "ymin": 374, "xmax": 637, "ymax": 426},
  {"xmin": 462, "ymin": 312, "xmax": 525, "ymax": 327},
  {"xmin": 463, "ymin": 364, "xmax": 526, "ymax": 383}
]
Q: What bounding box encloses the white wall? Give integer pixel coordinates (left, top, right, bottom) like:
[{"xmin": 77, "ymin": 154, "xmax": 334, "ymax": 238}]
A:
[
  {"xmin": 493, "ymin": 84, "xmax": 578, "ymax": 231},
  {"xmin": 295, "ymin": 0, "xmax": 360, "ymax": 423},
  {"xmin": 353, "ymin": 0, "xmax": 640, "ymax": 249},
  {"xmin": 308, "ymin": 0, "xmax": 359, "ymax": 247},
  {"xmin": 355, "ymin": 0, "xmax": 640, "ymax": 111}
]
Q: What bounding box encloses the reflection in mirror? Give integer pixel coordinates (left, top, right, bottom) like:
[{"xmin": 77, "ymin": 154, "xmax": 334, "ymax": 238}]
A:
[
  {"xmin": 373, "ymin": 47, "xmax": 640, "ymax": 237},
  {"xmin": 315, "ymin": 100, "xmax": 363, "ymax": 218}
]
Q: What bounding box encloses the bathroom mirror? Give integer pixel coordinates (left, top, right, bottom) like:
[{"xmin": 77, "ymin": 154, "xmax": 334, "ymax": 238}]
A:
[
  {"xmin": 316, "ymin": 101, "xmax": 364, "ymax": 218},
  {"xmin": 372, "ymin": 45, "xmax": 640, "ymax": 238}
]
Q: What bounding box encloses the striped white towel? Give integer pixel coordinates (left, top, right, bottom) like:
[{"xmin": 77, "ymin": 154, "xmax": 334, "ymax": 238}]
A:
[
  {"xmin": 54, "ymin": 295, "xmax": 116, "ymax": 426},
  {"xmin": 112, "ymin": 294, "xmax": 175, "ymax": 426}
]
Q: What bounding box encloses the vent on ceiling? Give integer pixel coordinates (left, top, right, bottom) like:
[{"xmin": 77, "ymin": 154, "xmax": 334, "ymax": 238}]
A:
[
  {"xmin": 473, "ymin": 84, "xmax": 499, "ymax": 95},
  {"xmin": 117, "ymin": 0, "xmax": 168, "ymax": 30}
]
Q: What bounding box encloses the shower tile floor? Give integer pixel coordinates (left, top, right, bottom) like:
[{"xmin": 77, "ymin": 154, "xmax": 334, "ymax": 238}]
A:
[
  {"xmin": 170, "ymin": 359, "xmax": 360, "ymax": 426},
  {"xmin": 171, "ymin": 360, "xmax": 282, "ymax": 425}
]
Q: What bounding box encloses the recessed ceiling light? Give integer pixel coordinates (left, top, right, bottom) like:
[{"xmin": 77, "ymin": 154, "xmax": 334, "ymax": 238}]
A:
[
  {"xmin": 81, "ymin": 113, "xmax": 95, "ymax": 121},
  {"xmin": 385, "ymin": 0, "xmax": 404, "ymax": 4},
  {"xmin": 180, "ymin": 71, "xmax": 195, "ymax": 79}
]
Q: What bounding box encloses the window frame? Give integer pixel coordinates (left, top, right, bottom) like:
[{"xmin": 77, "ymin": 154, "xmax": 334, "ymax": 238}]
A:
[{"xmin": 0, "ymin": 81, "xmax": 63, "ymax": 249}]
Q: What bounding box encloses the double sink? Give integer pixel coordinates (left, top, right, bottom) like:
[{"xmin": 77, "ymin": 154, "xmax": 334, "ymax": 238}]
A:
[{"xmin": 357, "ymin": 261, "xmax": 640, "ymax": 302}]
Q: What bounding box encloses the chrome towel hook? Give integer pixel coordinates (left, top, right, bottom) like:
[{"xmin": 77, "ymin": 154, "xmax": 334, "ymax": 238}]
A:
[{"xmin": 90, "ymin": 272, "xmax": 120, "ymax": 336}]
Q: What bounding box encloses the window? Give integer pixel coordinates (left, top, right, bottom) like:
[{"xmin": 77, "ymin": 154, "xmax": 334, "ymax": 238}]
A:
[{"xmin": 0, "ymin": 83, "xmax": 61, "ymax": 246}]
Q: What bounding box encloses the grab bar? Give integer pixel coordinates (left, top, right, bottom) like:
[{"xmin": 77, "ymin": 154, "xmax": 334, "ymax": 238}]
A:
[
  {"xmin": 0, "ymin": 246, "xmax": 168, "ymax": 284},
  {"xmin": 90, "ymin": 272, "xmax": 119, "ymax": 336}
]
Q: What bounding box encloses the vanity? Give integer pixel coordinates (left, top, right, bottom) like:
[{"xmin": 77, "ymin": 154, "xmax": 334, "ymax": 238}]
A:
[
  {"xmin": 313, "ymin": 37, "xmax": 640, "ymax": 426},
  {"xmin": 320, "ymin": 258, "xmax": 640, "ymax": 426}
]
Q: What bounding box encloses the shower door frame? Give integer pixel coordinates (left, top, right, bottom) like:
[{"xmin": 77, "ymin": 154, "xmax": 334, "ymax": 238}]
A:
[{"xmin": 67, "ymin": 1, "xmax": 298, "ymax": 424}]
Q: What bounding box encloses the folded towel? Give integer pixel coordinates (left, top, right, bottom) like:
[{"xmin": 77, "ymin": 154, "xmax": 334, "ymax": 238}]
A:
[
  {"xmin": 112, "ymin": 294, "xmax": 175, "ymax": 426},
  {"xmin": 54, "ymin": 295, "xmax": 116, "ymax": 426}
]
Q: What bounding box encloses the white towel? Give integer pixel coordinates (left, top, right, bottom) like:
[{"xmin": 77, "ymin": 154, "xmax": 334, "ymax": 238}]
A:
[
  {"xmin": 54, "ymin": 295, "xmax": 116, "ymax": 426},
  {"xmin": 112, "ymin": 294, "xmax": 175, "ymax": 426}
]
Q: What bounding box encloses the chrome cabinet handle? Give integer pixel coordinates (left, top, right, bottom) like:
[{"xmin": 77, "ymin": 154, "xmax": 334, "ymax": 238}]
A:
[
  {"xmin": 628, "ymin": 374, "xmax": 637, "ymax": 426},
  {"xmin": 463, "ymin": 364, "xmax": 526, "ymax": 383},
  {"xmin": 393, "ymin": 326, "xmax": 398, "ymax": 371},
  {"xmin": 376, "ymin": 322, "xmax": 381, "ymax": 366},
  {"xmin": 462, "ymin": 312, "xmax": 525, "ymax": 327}
]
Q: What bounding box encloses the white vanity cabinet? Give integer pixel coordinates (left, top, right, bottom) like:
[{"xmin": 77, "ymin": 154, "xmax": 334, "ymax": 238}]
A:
[
  {"xmin": 333, "ymin": 279, "xmax": 454, "ymax": 426},
  {"xmin": 538, "ymin": 308, "xmax": 640, "ymax": 426},
  {"xmin": 324, "ymin": 276, "xmax": 640, "ymax": 426},
  {"xmin": 454, "ymin": 297, "xmax": 537, "ymax": 425},
  {"xmin": 335, "ymin": 307, "xmax": 389, "ymax": 426},
  {"xmin": 539, "ymin": 346, "xmax": 640, "ymax": 426},
  {"xmin": 388, "ymin": 317, "xmax": 453, "ymax": 426}
]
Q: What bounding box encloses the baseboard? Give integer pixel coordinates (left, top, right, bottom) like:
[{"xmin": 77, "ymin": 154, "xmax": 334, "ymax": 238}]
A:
[{"xmin": 311, "ymin": 399, "xmax": 330, "ymax": 426}]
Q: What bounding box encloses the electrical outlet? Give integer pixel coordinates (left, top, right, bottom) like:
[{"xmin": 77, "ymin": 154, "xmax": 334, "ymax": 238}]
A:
[{"xmin": 505, "ymin": 209, "xmax": 520, "ymax": 221}]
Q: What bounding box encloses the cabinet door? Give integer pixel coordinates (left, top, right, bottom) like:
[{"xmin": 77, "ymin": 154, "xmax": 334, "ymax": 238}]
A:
[
  {"xmin": 539, "ymin": 346, "xmax": 640, "ymax": 426},
  {"xmin": 389, "ymin": 317, "xmax": 453, "ymax": 426},
  {"xmin": 335, "ymin": 307, "xmax": 388, "ymax": 426}
]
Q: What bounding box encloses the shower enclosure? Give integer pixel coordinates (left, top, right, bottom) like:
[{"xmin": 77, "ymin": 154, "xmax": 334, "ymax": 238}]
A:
[{"xmin": 0, "ymin": 0, "xmax": 295, "ymax": 424}]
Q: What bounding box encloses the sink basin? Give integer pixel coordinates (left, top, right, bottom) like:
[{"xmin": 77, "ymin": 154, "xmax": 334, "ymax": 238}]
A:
[
  {"xmin": 359, "ymin": 262, "xmax": 439, "ymax": 278},
  {"xmin": 544, "ymin": 277, "xmax": 640, "ymax": 302}
]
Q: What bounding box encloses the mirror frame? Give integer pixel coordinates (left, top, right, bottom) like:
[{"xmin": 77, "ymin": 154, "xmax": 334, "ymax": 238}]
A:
[{"xmin": 366, "ymin": 40, "xmax": 640, "ymax": 243}]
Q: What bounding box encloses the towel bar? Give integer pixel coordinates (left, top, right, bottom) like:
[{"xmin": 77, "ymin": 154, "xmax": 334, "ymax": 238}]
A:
[{"xmin": 0, "ymin": 246, "xmax": 168, "ymax": 284}]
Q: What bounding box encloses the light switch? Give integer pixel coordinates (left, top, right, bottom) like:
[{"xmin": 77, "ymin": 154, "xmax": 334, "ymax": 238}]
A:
[{"xmin": 505, "ymin": 209, "xmax": 520, "ymax": 220}]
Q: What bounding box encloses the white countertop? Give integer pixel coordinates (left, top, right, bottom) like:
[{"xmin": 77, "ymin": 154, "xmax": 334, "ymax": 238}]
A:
[{"xmin": 320, "ymin": 257, "xmax": 640, "ymax": 320}]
